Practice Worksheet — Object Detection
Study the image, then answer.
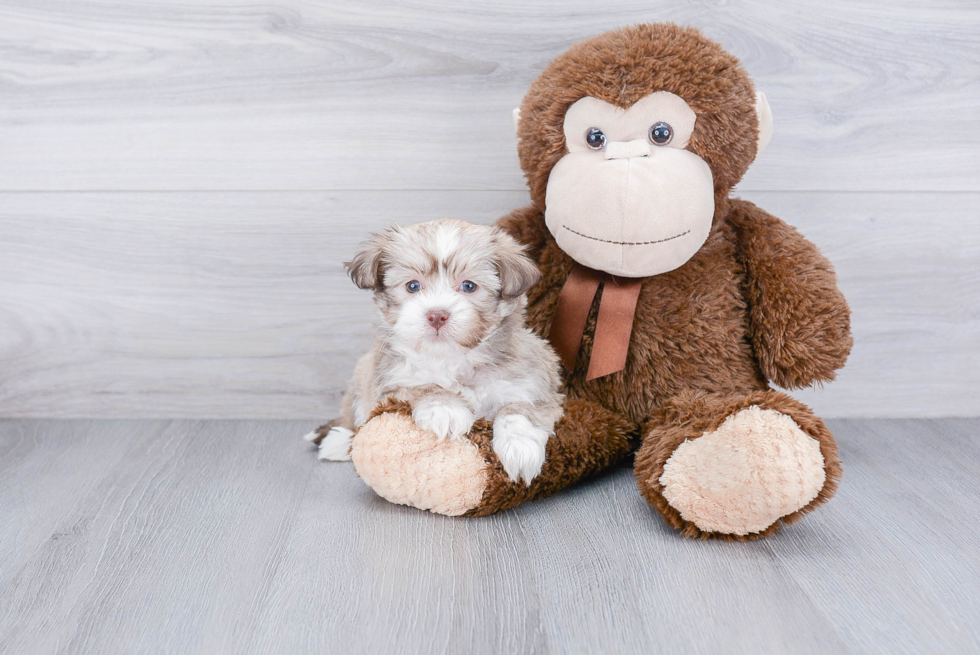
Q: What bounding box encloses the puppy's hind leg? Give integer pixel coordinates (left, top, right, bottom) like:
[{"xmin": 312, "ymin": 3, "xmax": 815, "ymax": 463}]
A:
[
  {"xmin": 304, "ymin": 420, "xmax": 338, "ymax": 445},
  {"xmin": 305, "ymin": 409, "xmax": 356, "ymax": 461},
  {"xmin": 316, "ymin": 425, "xmax": 356, "ymax": 461},
  {"xmin": 303, "ymin": 386, "xmax": 358, "ymax": 456},
  {"xmin": 304, "ymin": 350, "xmax": 377, "ymax": 450},
  {"xmin": 304, "ymin": 418, "xmax": 355, "ymax": 460},
  {"xmin": 303, "ymin": 391, "xmax": 355, "ymax": 446}
]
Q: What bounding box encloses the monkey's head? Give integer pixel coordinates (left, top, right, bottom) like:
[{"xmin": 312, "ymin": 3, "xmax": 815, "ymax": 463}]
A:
[{"xmin": 515, "ymin": 23, "xmax": 773, "ymax": 277}]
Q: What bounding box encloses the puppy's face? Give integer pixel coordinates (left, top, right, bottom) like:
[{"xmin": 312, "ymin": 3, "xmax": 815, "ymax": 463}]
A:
[{"xmin": 346, "ymin": 219, "xmax": 540, "ymax": 353}]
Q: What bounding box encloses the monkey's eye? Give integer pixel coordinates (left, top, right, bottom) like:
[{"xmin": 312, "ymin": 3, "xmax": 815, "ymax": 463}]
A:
[
  {"xmin": 459, "ymin": 280, "xmax": 477, "ymax": 293},
  {"xmin": 585, "ymin": 128, "xmax": 607, "ymax": 150},
  {"xmin": 406, "ymin": 280, "xmax": 422, "ymax": 293},
  {"xmin": 649, "ymin": 122, "xmax": 673, "ymax": 146}
]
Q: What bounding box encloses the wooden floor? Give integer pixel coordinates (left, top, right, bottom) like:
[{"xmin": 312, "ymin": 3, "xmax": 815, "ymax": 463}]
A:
[{"xmin": 1, "ymin": 419, "xmax": 978, "ymax": 654}]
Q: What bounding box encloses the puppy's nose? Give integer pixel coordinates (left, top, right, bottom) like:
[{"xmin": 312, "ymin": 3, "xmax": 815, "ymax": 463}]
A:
[{"xmin": 426, "ymin": 310, "xmax": 450, "ymax": 329}]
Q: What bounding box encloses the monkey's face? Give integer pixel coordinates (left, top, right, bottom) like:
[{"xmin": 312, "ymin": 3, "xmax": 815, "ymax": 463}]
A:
[
  {"xmin": 544, "ymin": 92, "xmax": 715, "ymax": 278},
  {"xmin": 516, "ymin": 24, "xmax": 774, "ymax": 278}
]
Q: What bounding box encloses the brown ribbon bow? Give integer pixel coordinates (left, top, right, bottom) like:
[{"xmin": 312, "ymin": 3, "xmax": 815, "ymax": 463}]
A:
[{"xmin": 548, "ymin": 264, "xmax": 643, "ymax": 381}]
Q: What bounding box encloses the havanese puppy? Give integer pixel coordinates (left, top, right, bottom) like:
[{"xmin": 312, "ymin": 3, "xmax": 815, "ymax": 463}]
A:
[{"xmin": 305, "ymin": 218, "xmax": 564, "ymax": 484}]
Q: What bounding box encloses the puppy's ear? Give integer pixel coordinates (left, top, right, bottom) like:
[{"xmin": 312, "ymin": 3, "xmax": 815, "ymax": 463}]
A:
[
  {"xmin": 345, "ymin": 230, "xmax": 391, "ymax": 290},
  {"xmin": 492, "ymin": 228, "xmax": 541, "ymax": 299}
]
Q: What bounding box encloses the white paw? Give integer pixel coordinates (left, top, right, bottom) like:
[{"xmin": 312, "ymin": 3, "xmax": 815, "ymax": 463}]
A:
[
  {"xmin": 412, "ymin": 400, "xmax": 475, "ymax": 441},
  {"xmin": 303, "ymin": 429, "xmax": 321, "ymax": 442},
  {"xmin": 317, "ymin": 427, "xmax": 355, "ymax": 461},
  {"xmin": 492, "ymin": 414, "xmax": 550, "ymax": 484}
]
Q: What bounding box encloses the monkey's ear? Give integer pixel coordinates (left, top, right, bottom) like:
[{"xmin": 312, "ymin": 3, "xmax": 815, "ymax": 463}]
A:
[
  {"xmin": 492, "ymin": 228, "xmax": 541, "ymax": 299},
  {"xmin": 512, "ymin": 107, "xmax": 522, "ymax": 138},
  {"xmin": 755, "ymin": 92, "xmax": 774, "ymax": 158},
  {"xmin": 345, "ymin": 230, "xmax": 391, "ymax": 290}
]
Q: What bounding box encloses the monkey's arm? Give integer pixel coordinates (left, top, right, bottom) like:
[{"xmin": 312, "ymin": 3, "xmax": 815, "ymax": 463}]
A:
[{"xmin": 728, "ymin": 198, "xmax": 852, "ymax": 389}]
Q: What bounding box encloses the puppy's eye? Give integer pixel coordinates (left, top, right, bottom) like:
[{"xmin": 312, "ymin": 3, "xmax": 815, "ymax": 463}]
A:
[
  {"xmin": 585, "ymin": 127, "xmax": 607, "ymax": 150},
  {"xmin": 406, "ymin": 280, "xmax": 422, "ymax": 293},
  {"xmin": 459, "ymin": 281, "xmax": 477, "ymax": 293},
  {"xmin": 649, "ymin": 122, "xmax": 673, "ymax": 146}
]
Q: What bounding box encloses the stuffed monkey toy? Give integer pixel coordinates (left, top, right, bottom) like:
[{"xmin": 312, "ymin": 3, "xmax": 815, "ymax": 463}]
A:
[{"xmin": 328, "ymin": 23, "xmax": 851, "ymax": 540}]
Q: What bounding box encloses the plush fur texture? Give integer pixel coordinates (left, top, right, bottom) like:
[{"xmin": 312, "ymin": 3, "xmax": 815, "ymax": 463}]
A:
[
  {"xmin": 353, "ymin": 399, "xmax": 636, "ymax": 517},
  {"xmin": 517, "ymin": 23, "xmax": 759, "ymax": 211},
  {"xmin": 633, "ymin": 390, "xmax": 842, "ymax": 540},
  {"xmin": 341, "ymin": 23, "xmax": 852, "ymax": 539},
  {"xmin": 499, "ymin": 25, "xmax": 849, "ymax": 536},
  {"xmin": 658, "ymin": 405, "xmax": 826, "ymax": 536},
  {"xmin": 352, "ymin": 403, "xmax": 489, "ymax": 516},
  {"xmin": 728, "ymin": 202, "xmax": 853, "ymax": 388}
]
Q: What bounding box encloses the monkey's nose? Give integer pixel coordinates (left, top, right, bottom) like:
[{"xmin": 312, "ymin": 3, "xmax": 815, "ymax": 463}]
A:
[
  {"xmin": 426, "ymin": 310, "xmax": 450, "ymax": 329},
  {"xmin": 605, "ymin": 139, "xmax": 650, "ymax": 160}
]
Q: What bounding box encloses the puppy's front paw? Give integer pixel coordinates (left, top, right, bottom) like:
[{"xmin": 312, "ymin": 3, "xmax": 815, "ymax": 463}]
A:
[
  {"xmin": 317, "ymin": 426, "xmax": 355, "ymax": 461},
  {"xmin": 412, "ymin": 401, "xmax": 475, "ymax": 441},
  {"xmin": 492, "ymin": 414, "xmax": 550, "ymax": 485}
]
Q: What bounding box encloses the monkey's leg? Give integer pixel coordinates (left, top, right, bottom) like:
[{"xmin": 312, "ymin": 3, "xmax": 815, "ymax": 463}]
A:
[
  {"xmin": 634, "ymin": 389, "xmax": 841, "ymax": 540},
  {"xmin": 350, "ymin": 399, "xmax": 636, "ymax": 517}
]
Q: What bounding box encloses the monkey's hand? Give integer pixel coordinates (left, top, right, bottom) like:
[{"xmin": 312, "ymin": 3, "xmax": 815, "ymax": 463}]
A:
[{"xmin": 729, "ymin": 198, "xmax": 852, "ymax": 389}]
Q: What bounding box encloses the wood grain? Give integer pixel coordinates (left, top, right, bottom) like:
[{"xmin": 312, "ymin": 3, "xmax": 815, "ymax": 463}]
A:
[
  {"xmin": 1, "ymin": 190, "xmax": 976, "ymax": 419},
  {"xmin": 0, "ymin": 1, "xmax": 977, "ymax": 418},
  {"xmin": 765, "ymin": 418, "xmax": 980, "ymax": 653},
  {"xmin": 0, "ymin": 419, "xmax": 314, "ymax": 654},
  {"xmin": 0, "ymin": 419, "xmax": 977, "ymax": 653},
  {"xmin": 0, "ymin": 0, "xmax": 977, "ymax": 192}
]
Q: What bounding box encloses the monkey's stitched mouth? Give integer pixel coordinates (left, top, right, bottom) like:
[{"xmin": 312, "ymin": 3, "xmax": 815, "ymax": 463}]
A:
[{"xmin": 562, "ymin": 225, "xmax": 691, "ymax": 246}]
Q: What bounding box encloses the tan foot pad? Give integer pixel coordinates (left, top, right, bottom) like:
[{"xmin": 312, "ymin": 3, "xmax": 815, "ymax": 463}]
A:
[
  {"xmin": 659, "ymin": 406, "xmax": 826, "ymax": 536},
  {"xmin": 351, "ymin": 411, "xmax": 488, "ymax": 517}
]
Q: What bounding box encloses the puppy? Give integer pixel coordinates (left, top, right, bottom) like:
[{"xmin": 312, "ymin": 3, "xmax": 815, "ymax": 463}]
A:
[{"xmin": 305, "ymin": 218, "xmax": 564, "ymax": 484}]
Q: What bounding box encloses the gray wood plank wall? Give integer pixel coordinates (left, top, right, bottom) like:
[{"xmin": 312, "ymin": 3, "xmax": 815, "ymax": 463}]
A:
[{"xmin": 1, "ymin": 1, "xmax": 978, "ymax": 418}]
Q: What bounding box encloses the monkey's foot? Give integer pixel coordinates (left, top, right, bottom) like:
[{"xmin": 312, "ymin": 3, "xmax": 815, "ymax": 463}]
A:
[
  {"xmin": 351, "ymin": 399, "xmax": 635, "ymax": 517},
  {"xmin": 352, "ymin": 408, "xmax": 488, "ymax": 516},
  {"xmin": 634, "ymin": 390, "xmax": 840, "ymax": 540}
]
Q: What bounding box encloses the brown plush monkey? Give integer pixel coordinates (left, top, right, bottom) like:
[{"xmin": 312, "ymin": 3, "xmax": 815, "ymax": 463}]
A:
[{"xmin": 341, "ymin": 23, "xmax": 852, "ymax": 540}]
